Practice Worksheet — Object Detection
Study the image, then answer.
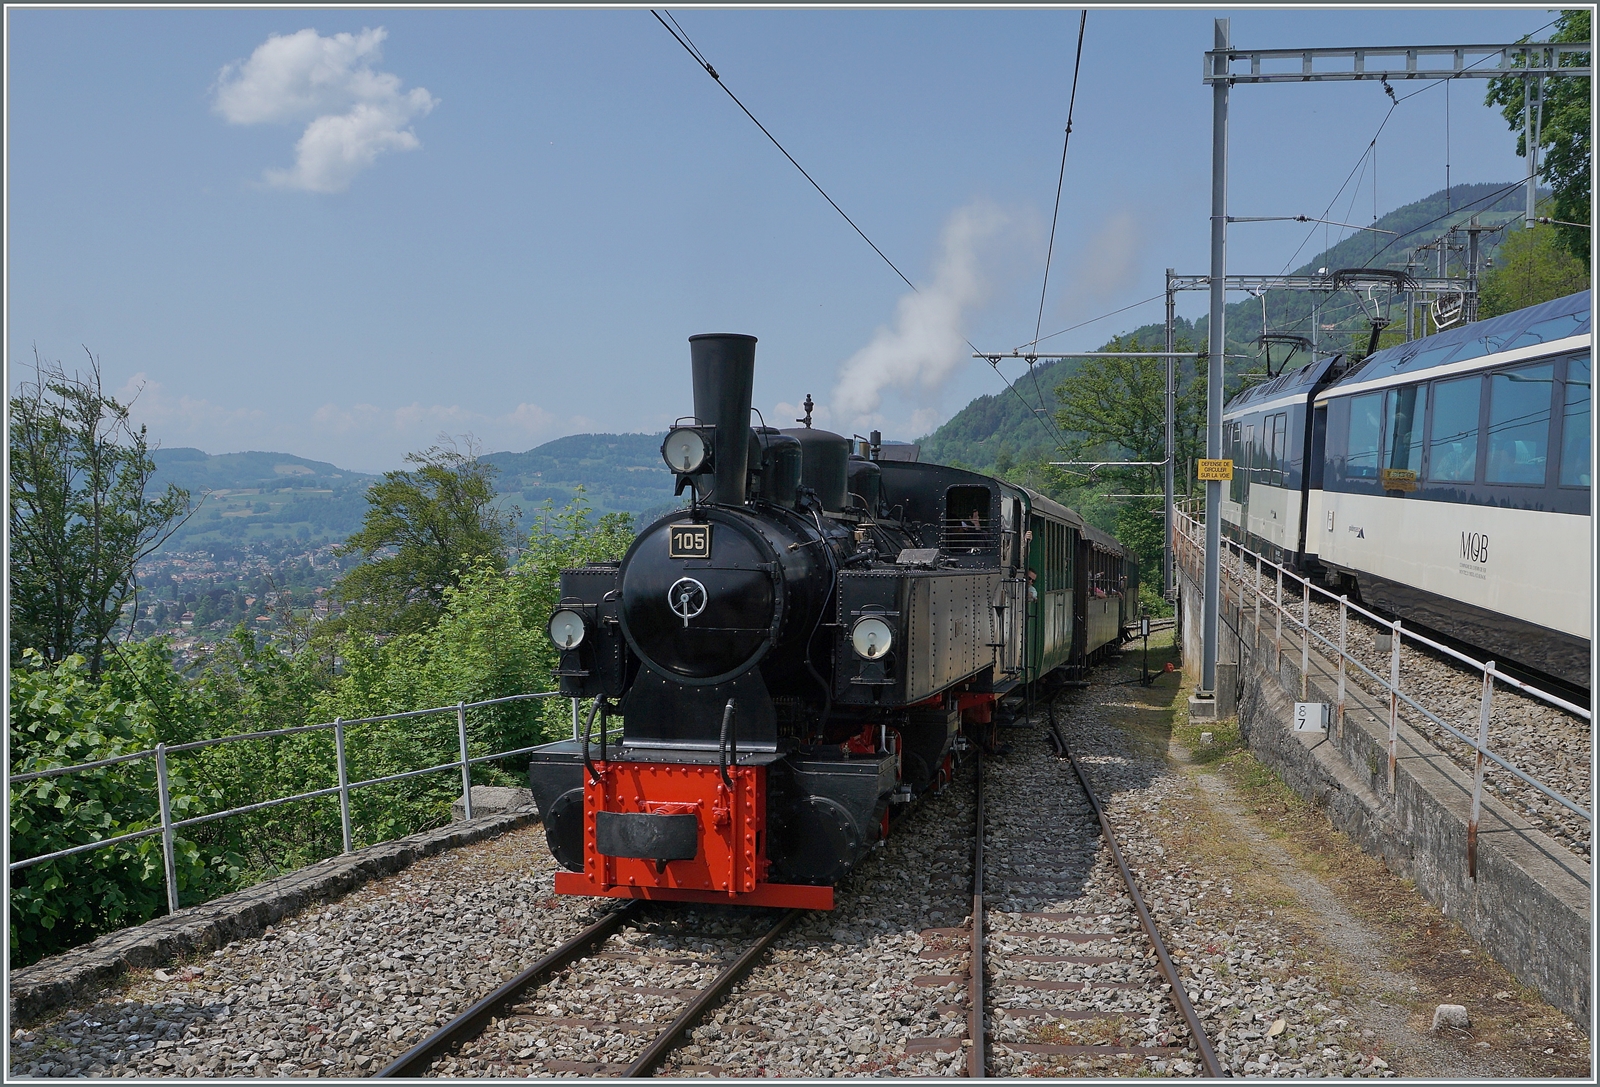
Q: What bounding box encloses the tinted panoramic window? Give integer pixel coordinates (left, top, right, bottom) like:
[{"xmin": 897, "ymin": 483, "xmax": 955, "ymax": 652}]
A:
[
  {"xmin": 1429, "ymin": 375, "xmax": 1480, "ymax": 482},
  {"xmin": 1486, "ymin": 363, "xmax": 1554, "ymax": 485},
  {"xmin": 1345, "ymin": 392, "xmax": 1383, "ymax": 479},
  {"xmin": 1384, "ymin": 385, "xmax": 1426, "ymax": 480},
  {"xmin": 1560, "ymin": 355, "xmax": 1591, "ymax": 487}
]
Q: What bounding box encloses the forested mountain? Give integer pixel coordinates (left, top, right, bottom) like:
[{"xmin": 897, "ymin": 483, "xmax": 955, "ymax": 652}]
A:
[
  {"xmin": 918, "ymin": 182, "xmax": 1530, "ymax": 475},
  {"xmin": 149, "ymin": 449, "xmax": 378, "ymax": 552},
  {"xmin": 483, "ymin": 432, "xmax": 676, "ymax": 525}
]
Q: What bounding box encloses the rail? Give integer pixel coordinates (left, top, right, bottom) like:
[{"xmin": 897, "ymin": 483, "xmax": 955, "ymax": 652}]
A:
[
  {"xmin": 1171, "ymin": 506, "xmax": 1589, "ymax": 877},
  {"xmin": 9, "ymin": 690, "xmax": 568, "ymax": 915}
]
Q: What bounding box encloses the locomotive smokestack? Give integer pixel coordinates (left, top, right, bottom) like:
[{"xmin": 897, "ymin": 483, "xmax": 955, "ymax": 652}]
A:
[{"xmin": 689, "ymin": 333, "xmax": 758, "ymax": 506}]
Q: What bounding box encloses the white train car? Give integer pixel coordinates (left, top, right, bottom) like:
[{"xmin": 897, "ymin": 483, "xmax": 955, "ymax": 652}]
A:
[
  {"xmin": 1220, "ymin": 354, "xmax": 1344, "ymax": 566},
  {"xmin": 1314, "ymin": 290, "xmax": 1591, "ymax": 690}
]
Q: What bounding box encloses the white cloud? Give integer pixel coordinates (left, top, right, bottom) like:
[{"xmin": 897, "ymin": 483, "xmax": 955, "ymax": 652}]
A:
[
  {"xmin": 214, "ymin": 27, "xmax": 436, "ymax": 193},
  {"xmin": 119, "ymin": 372, "xmax": 268, "ymax": 436},
  {"xmin": 831, "ymin": 201, "xmax": 1010, "ymax": 428}
]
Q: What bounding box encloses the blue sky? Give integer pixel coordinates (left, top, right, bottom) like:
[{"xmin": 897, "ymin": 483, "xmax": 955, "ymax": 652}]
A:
[{"xmin": 6, "ymin": 5, "xmax": 1548, "ymax": 472}]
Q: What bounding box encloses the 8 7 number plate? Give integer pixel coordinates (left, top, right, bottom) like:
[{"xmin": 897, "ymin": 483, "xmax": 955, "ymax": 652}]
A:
[{"xmin": 669, "ymin": 523, "xmax": 712, "ymax": 559}]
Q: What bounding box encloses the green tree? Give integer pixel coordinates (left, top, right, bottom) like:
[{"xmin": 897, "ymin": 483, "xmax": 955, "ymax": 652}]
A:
[
  {"xmin": 1479, "ymin": 222, "xmax": 1590, "ymax": 316},
  {"xmin": 1051, "ymin": 334, "xmax": 1208, "ymax": 501},
  {"xmin": 8, "ymin": 348, "xmax": 193, "ymax": 675},
  {"xmin": 333, "ymin": 438, "xmax": 518, "ymax": 635},
  {"xmin": 1485, "ymin": 10, "xmax": 1591, "ymax": 266},
  {"xmin": 1050, "ymin": 335, "xmax": 1213, "ymax": 615}
]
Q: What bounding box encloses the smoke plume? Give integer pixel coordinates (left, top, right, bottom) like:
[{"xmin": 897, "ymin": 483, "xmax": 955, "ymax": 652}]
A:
[{"xmin": 832, "ymin": 201, "xmax": 1009, "ymax": 425}]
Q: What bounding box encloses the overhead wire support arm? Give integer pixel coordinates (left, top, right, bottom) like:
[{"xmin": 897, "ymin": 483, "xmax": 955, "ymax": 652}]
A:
[
  {"xmin": 1203, "ymin": 41, "xmax": 1589, "ymax": 84},
  {"xmin": 1228, "ymin": 215, "xmax": 1397, "ymax": 235}
]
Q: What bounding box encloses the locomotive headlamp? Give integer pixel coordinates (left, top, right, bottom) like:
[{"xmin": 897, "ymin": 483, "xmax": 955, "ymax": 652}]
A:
[
  {"xmin": 548, "ymin": 609, "xmax": 587, "ymax": 650},
  {"xmin": 850, "ymin": 616, "xmax": 894, "ymax": 660},
  {"xmin": 662, "ymin": 427, "xmax": 712, "ymax": 474}
]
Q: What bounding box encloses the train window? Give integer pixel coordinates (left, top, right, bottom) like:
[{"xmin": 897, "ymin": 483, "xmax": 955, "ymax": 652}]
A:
[
  {"xmin": 1269, "ymin": 413, "xmax": 1288, "ymax": 486},
  {"xmin": 1345, "ymin": 392, "xmax": 1383, "ymax": 479},
  {"xmin": 1559, "ymin": 356, "xmax": 1590, "ymax": 488},
  {"xmin": 1235, "ymin": 423, "xmax": 1254, "ymax": 502},
  {"xmin": 1486, "ymin": 363, "xmax": 1554, "ymax": 485},
  {"xmin": 1383, "ymin": 385, "xmax": 1426, "ymax": 478},
  {"xmin": 1428, "ymin": 375, "xmax": 1481, "ymax": 482}
]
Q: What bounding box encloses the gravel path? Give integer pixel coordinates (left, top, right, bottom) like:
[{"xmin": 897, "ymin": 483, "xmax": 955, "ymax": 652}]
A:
[{"xmin": 1055, "ymin": 654, "xmax": 1401, "ymax": 1078}]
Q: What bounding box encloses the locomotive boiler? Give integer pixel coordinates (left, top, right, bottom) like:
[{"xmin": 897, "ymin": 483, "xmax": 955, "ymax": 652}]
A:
[{"xmin": 526, "ymin": 333, "xmax": 1135, "ymax": 909}]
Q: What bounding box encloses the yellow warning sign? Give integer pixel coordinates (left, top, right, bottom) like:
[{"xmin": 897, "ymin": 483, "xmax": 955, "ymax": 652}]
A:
[{"xmin": 1197, "ymin": 458, "xmax": 1234, "ymax": 481}]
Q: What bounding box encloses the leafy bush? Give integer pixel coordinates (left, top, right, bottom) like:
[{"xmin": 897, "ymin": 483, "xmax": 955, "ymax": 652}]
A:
[
  {"xmin": 8, "ymin": 651, "xmax": 220, "ymax": 965},
  {"xmin": 8, "ymin": 495, "xmax": 633, "ymax": 965}
]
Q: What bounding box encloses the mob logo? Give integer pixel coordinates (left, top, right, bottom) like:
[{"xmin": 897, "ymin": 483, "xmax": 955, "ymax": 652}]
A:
[{"xmin": 1461, "ymin": 531, "xmax": 1489, "ymax": 564}]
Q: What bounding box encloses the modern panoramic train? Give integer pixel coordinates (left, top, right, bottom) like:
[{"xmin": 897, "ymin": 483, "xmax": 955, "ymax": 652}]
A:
[
  {"xmin": 1221, "ymin": 289, "xmax": 1592, "ymax": 690},
  {"xmin": 525, "ymin": 333, "xmax": 1136, "ymax": 910}
]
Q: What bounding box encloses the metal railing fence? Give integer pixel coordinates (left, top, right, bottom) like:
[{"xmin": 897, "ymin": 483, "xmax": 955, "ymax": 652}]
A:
[
  {"xmin": 9, "ymin": 690, "xmax": 566, "ymax": 914},
  {"xmin": 1171, "ymin": 506, "xmax": 1590, "ymax": 877}
]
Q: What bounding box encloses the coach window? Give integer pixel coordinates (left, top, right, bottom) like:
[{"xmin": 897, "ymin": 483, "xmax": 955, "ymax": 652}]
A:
[
  {"xmin": 1345, "ymin": 392, "xmax": 1383, "ymax": 479},
  {"xmin": 1486, "ymin": 362, "xmax": 1554, "ymax": 485},
  {"xmin": 1270, "ymin": 413, "xmax": 1288, "ymax": 486},
  {"xmin": 1383, "ymin": 385, "xmax": 1426, "ymax": 477},
  {"xmin": 1427, "ymin": 375, "xmax": 1480, "ymax": 482},
  {"xmin": 1235, "ymin": 422, "xmax": 1253, "ymax": 503},
  {"xmin": 1560, "ymin": 356, "xmax": 1591, "ymax": 487}
]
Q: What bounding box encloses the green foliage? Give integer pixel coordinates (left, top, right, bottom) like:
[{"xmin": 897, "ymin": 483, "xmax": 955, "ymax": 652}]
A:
[
  {"xmin": 334, "ymin": 440, "xmax": 518, "ymax": 635},
  {"xmin": 8, "ymin": 651, "xmax": 216, "ymax": 966},
  {"xmin": 9, "ymin": 349, "xmax": 193, "ymax": 673},
  {"xmin": 1479, "ymin": 224, "xmax": 1590, "ymax": 317},
  {"xmin": 1051, "ymin": 333, "xmax": 1209, "ymax": 502},
  {"xmin": 8, "ymin": 494, "xmax": 632, "ymax": 966},
  {"xmin": 1485, "ymin": 11, "xmax": 1592, "ymax": 267}
]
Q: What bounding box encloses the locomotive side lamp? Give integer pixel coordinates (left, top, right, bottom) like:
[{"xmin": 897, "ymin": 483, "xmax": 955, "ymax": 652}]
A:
[
  {"xmin": 661, "ymin": 426, "xmax": 715, "ymax": 475},
  {"xmin": 850, "ymin": 615, "xmax": 895, "ymax": 660},
  {"xmin": 548, "ymin": 608, "xmax": 588, "ymax": 650}
]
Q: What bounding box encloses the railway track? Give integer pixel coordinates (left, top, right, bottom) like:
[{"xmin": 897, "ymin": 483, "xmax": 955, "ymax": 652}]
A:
[
  {"xmin": 377, "ymin": 901, "xmax": 801, "ymax": 1077},
  {"xmin": 931, "ymin": 713, "xmax": 1225, "ymax": 1078}
]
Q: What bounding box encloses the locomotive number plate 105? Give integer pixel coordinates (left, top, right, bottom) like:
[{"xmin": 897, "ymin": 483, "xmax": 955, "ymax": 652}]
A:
[{"xmin": 669, "ymin": 523, "xmax": 712, "ymax": 559}]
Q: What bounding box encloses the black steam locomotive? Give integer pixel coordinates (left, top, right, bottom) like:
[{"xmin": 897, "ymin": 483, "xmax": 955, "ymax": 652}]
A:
[{"xmin": 527, "ymin": 334, "xmax": 1135, "ymax": 909}]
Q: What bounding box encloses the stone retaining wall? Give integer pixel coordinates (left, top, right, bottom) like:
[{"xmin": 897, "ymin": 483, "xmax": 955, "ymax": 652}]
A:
[
  {"xmin": 1178, "ymin": 566, "xmax": 1592, "ymax": 1029},
  {"xmin": 7, "ymin": 811, "xmax": 538, "ymax": 1026}
]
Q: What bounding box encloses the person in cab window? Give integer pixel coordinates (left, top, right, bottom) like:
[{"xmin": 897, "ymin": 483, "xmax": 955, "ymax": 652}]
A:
[{"xmin": 1027, "ymin": 568, "xmax": 1039, "ymax": 603}]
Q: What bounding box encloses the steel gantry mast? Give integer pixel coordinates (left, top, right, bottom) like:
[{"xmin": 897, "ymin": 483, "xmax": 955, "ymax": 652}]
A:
[{"xmin": 1192, "ymin": 21, "xmax": 1590, "ymax": 711}]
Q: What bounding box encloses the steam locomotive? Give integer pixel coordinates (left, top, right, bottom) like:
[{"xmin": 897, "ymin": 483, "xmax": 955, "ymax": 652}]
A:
[{"xmin": 527, "ymin": 334, "xmax": 1137, "ymax": 910}]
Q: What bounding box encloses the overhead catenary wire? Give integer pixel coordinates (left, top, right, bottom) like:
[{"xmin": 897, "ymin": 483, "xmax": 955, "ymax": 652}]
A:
[
  {"xmin": 651, "ymin": 9, "xmax": 918, "ymax": 296},
  {"xmin": 1273, "ymin": 20, "xmax": 1556, "ymax": 281},
  {"xmin": 1028, "ymin": 10, "xmax": 1089, "ymax": 356},
  {"xmin": 651, "ymin": 9, "xmax": 1082, "ymax": 457},
  {"xmin": 1023, "ymin": 10, "xmax": 1089, "ymax": 455}
]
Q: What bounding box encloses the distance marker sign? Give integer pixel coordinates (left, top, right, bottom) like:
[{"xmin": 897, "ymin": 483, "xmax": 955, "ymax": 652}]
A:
[{"xmin": 1197, "ymin": 459, "xmax": 1234, "ymax": 481}]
